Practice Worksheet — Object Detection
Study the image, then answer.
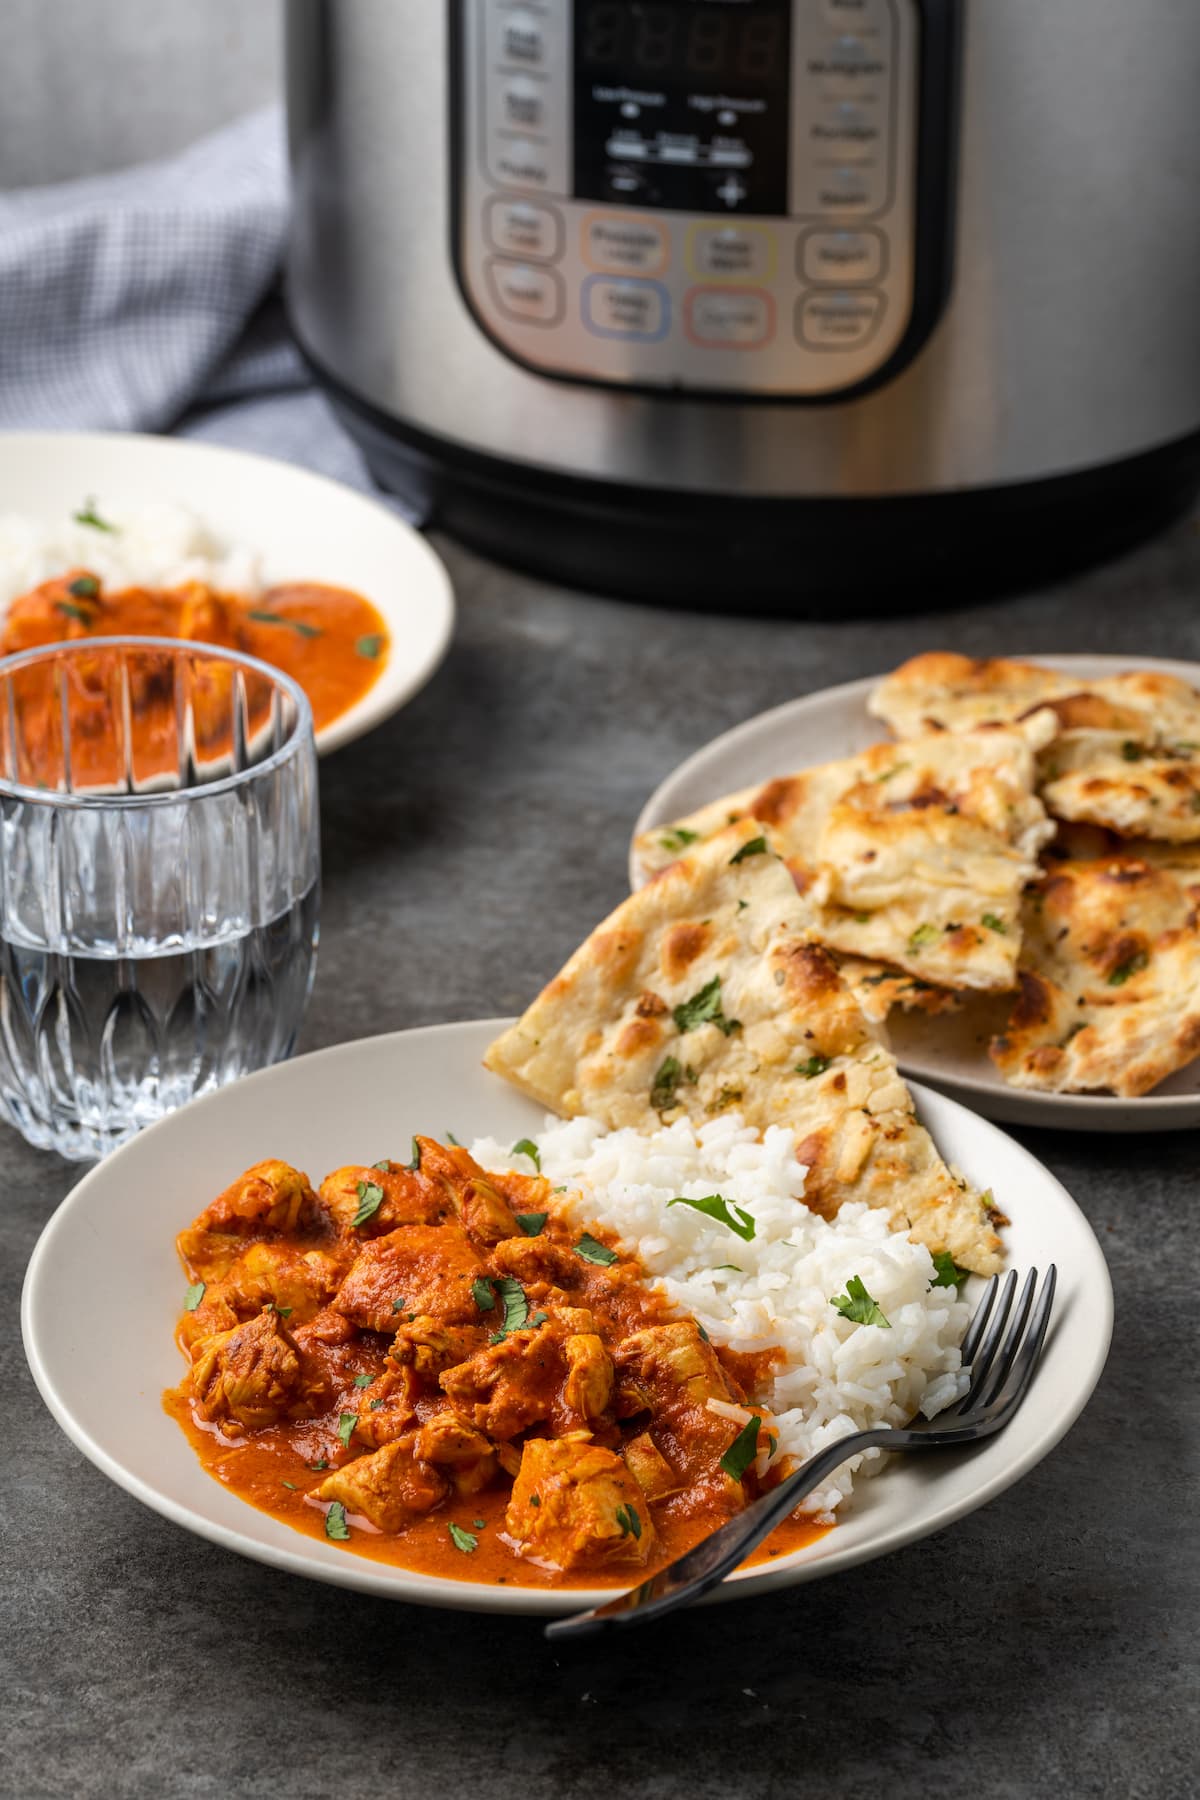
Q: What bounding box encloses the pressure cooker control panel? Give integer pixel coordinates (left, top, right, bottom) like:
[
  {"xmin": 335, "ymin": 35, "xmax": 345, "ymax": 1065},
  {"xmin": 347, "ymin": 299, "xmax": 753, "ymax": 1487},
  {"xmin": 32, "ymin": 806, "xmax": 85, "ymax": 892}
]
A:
[{"xmin": 454, "ymin": 0, "xmax": 955, "ymax": 399}]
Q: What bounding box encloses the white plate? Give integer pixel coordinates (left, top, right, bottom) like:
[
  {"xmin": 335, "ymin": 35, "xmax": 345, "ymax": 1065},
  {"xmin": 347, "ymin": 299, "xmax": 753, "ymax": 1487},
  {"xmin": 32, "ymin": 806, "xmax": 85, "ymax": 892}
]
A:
[
  {"xmin": 632, "ymin": 656, "xmax": 1200, "ymax": 1133},
  {"xmin": 22, "ymin": 1019, "xmax": 1112, "ymax": 1616},
  {"xmin": 0, "ymin": 431, "xmax": 455, "ymax": 756}
]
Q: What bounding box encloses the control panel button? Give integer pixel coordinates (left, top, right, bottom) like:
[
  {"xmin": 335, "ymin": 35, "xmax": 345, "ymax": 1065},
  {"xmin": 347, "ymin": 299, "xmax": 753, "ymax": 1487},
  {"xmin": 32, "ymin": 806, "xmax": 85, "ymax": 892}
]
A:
[
  {"xmin": 823, "ymin": 0, "xmax": 884, "ymax": 24},
  {"xmin": 800, "ymin": 227, "xmax": 885, "ymax": 284},
  {"xmin": 500, "ymin": 76, "xmax": 546, "ymax": 131},
  {"xmin": 485, "ymin": 196, "xmax": 563, "ymax": 262},
  {"xmin": 490, "ymin": 136, "xmax": 554, "ymax": 190},
  {"xmin": 811, "ymin": 102, "xmax": 882, "ymax": 153},
  {"xmin": 500, "ymin": 11, "xmax": 546, "ymax": 65},
  {"xmin": 814, "ymin": 163, "xmax": 881, "ymax": 212},
  {"xmin": 582, "ymin": 213, "xmax": 669, "ymax": 276},
  {"xmin": 689, "ymin": 224, "xmax": 776, "ymax": 282},
  {"xmin": 685, "ymin": 288, "xmax": 775, "ymax": 350},
  {"xmin": 485, "ymin": 259, "xmax": 565, "ymax": 327},
  {"xmin": 582, "ymin": 276, "xmax": 670, "ymax": 342},
  {"xmin": 797, "ymin": 289, "xmax": 884, "ymax": 349}
]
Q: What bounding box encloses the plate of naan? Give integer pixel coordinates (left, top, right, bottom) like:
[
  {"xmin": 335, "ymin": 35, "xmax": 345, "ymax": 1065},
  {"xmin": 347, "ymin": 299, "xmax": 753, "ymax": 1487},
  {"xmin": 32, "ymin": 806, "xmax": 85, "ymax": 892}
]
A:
[{"xmin": 632, "ymin": 654, "xmax": 1200, "ymax": 1131}]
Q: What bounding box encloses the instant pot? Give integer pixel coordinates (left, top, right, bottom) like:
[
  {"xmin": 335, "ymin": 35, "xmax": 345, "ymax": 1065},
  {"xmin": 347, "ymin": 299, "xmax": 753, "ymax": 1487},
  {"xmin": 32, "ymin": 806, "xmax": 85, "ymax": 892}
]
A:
[{"xmin": 285, "ymin": 1, "xmax": 1200, "ymax": 608}]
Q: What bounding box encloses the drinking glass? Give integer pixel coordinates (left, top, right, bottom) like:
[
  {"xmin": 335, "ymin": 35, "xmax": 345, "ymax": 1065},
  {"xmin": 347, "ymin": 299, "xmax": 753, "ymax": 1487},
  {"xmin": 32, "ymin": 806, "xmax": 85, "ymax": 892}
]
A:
[{"xmin": 0, "ymin": 637, "xmax": 320, "ymax": 1160}]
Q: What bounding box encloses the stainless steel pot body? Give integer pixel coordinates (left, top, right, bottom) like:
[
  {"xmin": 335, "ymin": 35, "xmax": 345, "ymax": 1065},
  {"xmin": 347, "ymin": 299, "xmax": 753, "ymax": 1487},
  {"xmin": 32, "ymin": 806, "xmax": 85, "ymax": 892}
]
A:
[{"xmin": 286, "ymin": 0, "xmax": 1200, "ymax": 502}]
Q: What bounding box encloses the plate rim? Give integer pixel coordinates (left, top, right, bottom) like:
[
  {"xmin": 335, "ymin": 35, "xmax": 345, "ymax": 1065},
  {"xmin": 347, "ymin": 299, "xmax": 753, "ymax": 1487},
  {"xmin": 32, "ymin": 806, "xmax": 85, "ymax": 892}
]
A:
[
  {"xmin": 0, "ymin": 429, "xmax": 456, "ymax": 759},
  {"xmin": 630, "ymin": 655, "xmax": 1200, "ymax": 1129},
  {"xmin": 21, "ymin": 1017, "xmax": 1114, "ymax": 1616}
]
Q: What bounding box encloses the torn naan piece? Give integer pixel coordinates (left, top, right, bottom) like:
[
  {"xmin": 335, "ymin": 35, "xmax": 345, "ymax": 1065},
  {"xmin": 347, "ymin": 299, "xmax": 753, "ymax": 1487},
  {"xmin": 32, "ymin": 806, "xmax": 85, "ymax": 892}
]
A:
[
  {"xmin": 487, "ymin": 820, "xmax": 1003, "ymax": 1273},
  {"xmin": 837, "ymin": 957, "xmax": 963, "ymax": 1027},
  {"xmin": 871, "ymin": 653, "xmax": 1200, "ymax": 842},
  {"xmin": 990, "ymin": 849, "xmax": 1200, "ymax": 1096},
  {"xmin": 634, "ymin": 719, "xmax": 1055, "ymax": 997}
]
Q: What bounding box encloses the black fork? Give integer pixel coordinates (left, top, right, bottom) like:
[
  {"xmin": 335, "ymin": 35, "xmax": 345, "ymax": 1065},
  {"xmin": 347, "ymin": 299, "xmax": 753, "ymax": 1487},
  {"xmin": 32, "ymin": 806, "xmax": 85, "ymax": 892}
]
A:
[{"xmin": 545, "ymin": 1265, "xmax": 1056, "ymax": 1641}]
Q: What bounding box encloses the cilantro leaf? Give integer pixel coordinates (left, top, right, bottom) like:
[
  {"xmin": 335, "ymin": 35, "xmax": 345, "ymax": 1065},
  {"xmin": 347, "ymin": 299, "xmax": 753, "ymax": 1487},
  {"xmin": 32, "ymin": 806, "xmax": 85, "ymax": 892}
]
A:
[
  {"xmin": 356, "ymin": 633, "xmax": 385, "ymax": 660},
  {"xmin": 352, "ymin": 1179, "xmax": 384, "ymax": 1228},
  {"xmin": 391, "ymin": 1296, "xmax": 406, "ymax": 1312},
  {"xmin": 981, "ymin": 913, "xmax": 1007, "ymax": 934},
  {"xmin": 309, "ymin": 1458, "xmax": 329, "ymax": 1471},
  {"xmin": 794, "ymin": 1055, "xmax": 830, "ymax": 1079},
  {"xmin": 353, "ymin": 1373, "xmax": 373, "ymax": 1389},
  {"xmin": 493, "ymin": 1277, "xmax": 529, "ymax": 1337},
  {"xmin": 1121, "ymin": 740, "xmax": 1145, "ymax": 763},
  {"xmin": 369, "ymin": 1398, "xmax": 385, "ymax": 1410},
  {"xmin": 56, "ymin": 599, "xmax": 94, "ymax": 626},
  {"xmin": 337, "ymin": 1412, "xmax": 357, "ymax": 1449},
  {"xmin": 247, "ymin": 609, "xmax": 322, "ymax": 638},
  {"xmin": 67, "ymin": 574, "xmax": 99, "ymax": 598},
  {"xmin": 515, "ymin": 1211, "xmax": 548, "ymax": 1237},
  {"xmin": 729, "ymin": 835, "xmax": 768, "ymax": 865},
  {"xmin": 650, "ymin": 1055, "xmax": 683, "ymax": 1114},
  {"xmin": 615, "ymin": 1502, "xmax": 642, "ymax": 1539},
  {"xmin": 183, "ymin": 1280, "xmax": 206, "ymax": 1312},
  {"xmin": 659, "ymin": 826, "xmax": 700, "ymax": 853},
  {"xmin": 73, "ymin": 497, "xmax": 116, "ymax": 532},
  {"xmin": 574, "ymin": 1233, "xmax": 619, "ymax": 1266},
  {"xmin": 472, "ymin": 1277, "xmax": 496, "ymax": 1312},
  {"xmin": 930, "ymin": 1251, "xmax": 969, "ymax": 1291},
  {"xmin": 511, "ymin": 1137, "xmax": 541, "ymax": 1171},
  {"xmin": 372, "ymin": 1159, "xmax": 392, "ymax": 1172},
  {"xmin": 281, "ymin": 1481, "xmax": 297, "ymax": 1491},
  {"xmin": 873, "ymin": 761, "xmax": 911, "ymax": 783},
  {"xmin": 1108, "ymin": 950, "xmax": 1148, "ymax": 986},
  {"xmin": 324, "ymin": 1502, "xmax": 350, "ymax": 1541},
  {"xmin": 719, "ymin": 1414, "xmax": 763, "ymax": 1482},
  {"xmin": 445, "ymin": 1131, "xmax": 462, "ymax": 1147},
  {"xmin": 406, "ymin": 1137, "xmax": 422, "ymax": 1170},
  {"xmin": 666, "ymin": 1193, "xmax": 756, "ymax": 1242},
  {"xmin": 448, "ymin": 1522, "xmax": 478, "ymax": 1553},
  {"xmin": 908, "ymin": 923, "xmax": 939, "ymax": 952},
  {"xmin": 830, "ymin": 1275, "xmax": 891, "ymax": 1328},
  {"xmin": 673, "ymin": 976, "xmax": 740, "ymax": 1037}
]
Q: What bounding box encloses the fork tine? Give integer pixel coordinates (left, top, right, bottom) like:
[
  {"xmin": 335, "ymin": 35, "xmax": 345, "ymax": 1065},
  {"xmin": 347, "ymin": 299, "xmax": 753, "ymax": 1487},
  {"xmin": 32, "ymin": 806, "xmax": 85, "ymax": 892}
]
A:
[
  {"xmin": 974, "ymin": 1267, "xmax": 1038, "ymax": 1411},
  {"xmin": 959, "ymin": 1269, "xmax": 1018, "ymax": 1406},
  {"xmin": 988, "ymin": 1265, "xmax": 1056, "ymax": 1418},
  {"xmin": 958, "ymin": 1273, "xmax": 1001, "ymax": 1367}
]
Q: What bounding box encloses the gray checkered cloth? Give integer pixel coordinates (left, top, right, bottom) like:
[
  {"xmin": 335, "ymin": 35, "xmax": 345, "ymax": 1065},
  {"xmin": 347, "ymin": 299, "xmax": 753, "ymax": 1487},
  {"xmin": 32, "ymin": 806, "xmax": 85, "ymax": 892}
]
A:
[{"xmin": 0, "ymin": 108, "xmax": 304, "ymax": 432}]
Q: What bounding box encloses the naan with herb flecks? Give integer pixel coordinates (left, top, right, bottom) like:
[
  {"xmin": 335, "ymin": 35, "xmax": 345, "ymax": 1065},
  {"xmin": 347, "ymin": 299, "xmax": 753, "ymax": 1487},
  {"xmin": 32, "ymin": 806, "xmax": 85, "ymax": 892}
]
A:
[
  {"xmin": 632, "ymin": 719, "xmax": 1056, "ymax": 999},
  {"xmin": 486, "ymin": 820, "xmax": 1003, "ymax": 1273}
]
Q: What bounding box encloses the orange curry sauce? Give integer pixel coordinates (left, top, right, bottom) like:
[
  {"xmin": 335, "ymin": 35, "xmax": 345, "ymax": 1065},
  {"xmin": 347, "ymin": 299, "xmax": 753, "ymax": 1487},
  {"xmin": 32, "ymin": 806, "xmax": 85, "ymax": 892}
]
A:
[
  {"xmin": 2, "ymin": 569, "xmax": 389, "ymax": 736},
  {"xmin": 164, "ymin": 1141, "xmax": 829, "ymax": 1590}
]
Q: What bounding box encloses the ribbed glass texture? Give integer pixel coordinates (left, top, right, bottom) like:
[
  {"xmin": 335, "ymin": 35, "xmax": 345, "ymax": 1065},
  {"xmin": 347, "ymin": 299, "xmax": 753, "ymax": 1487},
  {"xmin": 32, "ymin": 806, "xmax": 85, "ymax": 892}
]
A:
[{"xmin": 0, "ymin": 638, "xmax": 320, "ymax": 1159}]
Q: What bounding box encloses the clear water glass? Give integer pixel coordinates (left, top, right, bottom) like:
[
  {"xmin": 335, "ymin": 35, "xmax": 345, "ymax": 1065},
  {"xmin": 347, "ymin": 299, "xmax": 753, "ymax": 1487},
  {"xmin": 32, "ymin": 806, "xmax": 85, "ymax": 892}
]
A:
[{"xmin": 0, "ymin": 637, "xmax": 320, "ymax": 1160}]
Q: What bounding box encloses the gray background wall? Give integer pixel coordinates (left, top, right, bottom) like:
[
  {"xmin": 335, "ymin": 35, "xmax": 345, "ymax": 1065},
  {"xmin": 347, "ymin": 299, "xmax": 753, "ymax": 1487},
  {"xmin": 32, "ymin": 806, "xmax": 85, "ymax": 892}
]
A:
[{"xmin": 1, "ymin": 0, "xmax": 282, "ymax": 188}]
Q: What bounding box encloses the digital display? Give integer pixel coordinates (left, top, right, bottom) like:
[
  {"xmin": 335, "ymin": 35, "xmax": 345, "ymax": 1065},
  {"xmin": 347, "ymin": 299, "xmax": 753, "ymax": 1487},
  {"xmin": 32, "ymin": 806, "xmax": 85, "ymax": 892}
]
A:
[{"xmin": 573, "ymin": 0, "xmax": 793, "ymax": 216}]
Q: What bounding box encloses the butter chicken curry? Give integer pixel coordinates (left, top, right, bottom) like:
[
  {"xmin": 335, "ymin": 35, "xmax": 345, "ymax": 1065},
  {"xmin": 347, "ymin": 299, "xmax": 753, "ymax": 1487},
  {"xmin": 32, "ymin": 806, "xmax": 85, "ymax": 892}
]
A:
[{"xmin": 167, "ymin": 1138, "xmax": 825, "ymax": 1586}]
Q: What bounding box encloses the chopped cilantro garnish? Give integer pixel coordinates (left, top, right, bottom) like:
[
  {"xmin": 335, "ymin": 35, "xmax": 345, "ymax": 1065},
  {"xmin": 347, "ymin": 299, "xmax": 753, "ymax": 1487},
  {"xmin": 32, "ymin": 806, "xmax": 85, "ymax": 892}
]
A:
[
  {"xmin": 356, "ymin": 633, "xmax": 385, "ymax": 660},
  {"xmin": 729, "ymin": 835, "xmax": 768, "ymax": 865},
  {"xmin": 659, "ymin": 826, "xmax": 700, "ymax": 853},
  {"xmin": 183, "ymin": 1280, "xmax": 206, "ymax": 1312},
  {"xmin": 574, "ymin": 1233, "xmax": 619, "ymax": 1266},
  {"xmin": 615, "ymin": 1502, "xmax": 642, "ymax": 1540},
  {"xmin": 666, "ymin": 1193, "xmax": 756, "ymax": 1242},
  {"xmin": 337, "ymin": 1412, "xmax": 357, "ymax": 1449},
  {"xmin": 930, "ymin": 1250, "xmax": 969, "ymax": 1290},
  {"xmin": 650, "ymin": 1055, "xmax": 683, "ymax": 1114},
  {"xmin": 472, "ymin": 1518, "xmax": 486, "ymax": 1531},
  {"xmin": 719, "ymin": 1414, "xmax": 763, "ymax": 1482},
  {"xmin": 372, "ymin": 1159, "xmax": 392, "ymax": 1172},
  {"xmin": 491, "ymin": 1277, "xmax": 530, "ymax": 1338},
  {"xmin": 391, "ymin": 1296, "xmax": 405, "ymax": 1312},
  {"xmin": 247, "ymin": 609, "xmax": 322, "ymax": 638},
  {"xmin": 1120, "ymin": 740, "xmax": 1145, "ymax": 762},
  {"xmin": 281, "ymin": 1481, "xmax": 297, "ymax": 1491},
  {"xmin": 673, "ymin": 976, "xmax": 740, "ymax": 1037},
  {"xmin": 830, "ymin": 1275, "xmax": 891, "ymax": 1328},
  {"xmin": 324, "ymin": 1502, "xmax": 350, "ymax": 1541},
  {"xmin": 981, "ymin": 913, "xmax": 1007, "ymax": 934},
  {"xmin": 515, "ymin": 1211, "xmax": 548, "ymax": 1237},
  {"xmin": 446, "ymin": 1131, "xmax": 462, "ymax": 1147},
  {"xmin": 73, "ymin": 498, "xmax": 116, "ymax": 532},
  {"xmin": 794, "ymin": 1055, "xmax": 830, "ymax": 1079},
  {"xmin": 309, "ymin": 1458, "xmax": 329, "ymax": 1471},
  {"xmin": 1108, "ymin": 950, "xmax": 1148, "ymax": 986},
  {"xmin": 67, "ymin": 574, "xmax": 100, "ymax": 598},
  {"xmin": 873, "ymin": 761, "xmax": 911, "ymax": 783},
  {"xmin": 55, "ymin": 600, "xmax": 94, "ymax": 626},
  {"xmin": 448, "ymin": 1523, "xmax": 478, "ymax": 1553},
  {"xmin": 511, "ymin": 1137, "xmax": 541, "ymax": 1170},
  {"xmin": 353, "ymin": 1374, "xmax": 373, "ymax": 1389},
  {"xmin": 352, "ymin": 1179, "xmax": 384, "ymax": 1228},
  {"xmin": 472, "ymin": 1278, "xmax": 496, "ymax": 1312},
  {"xmin": 369, "ymin": 1398, "xmax": 385, "ymax": 1410},
  {"xmin": 908, "ymin": 923, "xmax": 939, "ymax": 952},
  {"xmin": 406, "ymin": 1137, "xmax": 422, "ymax": 1170}
]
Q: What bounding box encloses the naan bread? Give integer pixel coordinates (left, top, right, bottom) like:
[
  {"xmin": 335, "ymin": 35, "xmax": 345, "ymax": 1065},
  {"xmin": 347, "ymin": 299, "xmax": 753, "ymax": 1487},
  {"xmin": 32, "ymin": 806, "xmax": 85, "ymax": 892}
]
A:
[
  {"xmin": 487, "ymin": 820, "xmax": 1003, "ymax": 1273},
  {"xmin": 990, "ymin": 848, "xmax": 1200, "ymax": 1096},
  {"xmin": 634, "ymin": 721, "xmax": 1055, "ymax": 996},
  {"xmin": 837, "ymin": 957, "xmax": 962, "ymax": 1026},
  {"xmin": 871, "ymin": 654, "xmax": 1200, "ymax": 842}
]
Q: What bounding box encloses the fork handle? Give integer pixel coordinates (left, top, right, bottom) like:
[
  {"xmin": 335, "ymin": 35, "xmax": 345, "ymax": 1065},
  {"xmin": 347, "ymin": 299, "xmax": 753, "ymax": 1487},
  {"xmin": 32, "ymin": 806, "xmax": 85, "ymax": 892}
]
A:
[{"xmin": 545, "ymin": 1424, "xmax": 897, "ymax": 1641}]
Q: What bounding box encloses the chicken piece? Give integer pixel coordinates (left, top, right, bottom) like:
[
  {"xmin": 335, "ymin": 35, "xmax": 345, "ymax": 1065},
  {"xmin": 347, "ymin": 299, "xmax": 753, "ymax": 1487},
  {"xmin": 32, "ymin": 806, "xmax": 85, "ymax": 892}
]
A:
[
  {"xmin": 553, "ymin": 1307, "xmax": 598, "ymax": 1335},
  {"xmin": 440, "ymin": 1326, "xmax": 564, "ymax": 1439},
  {"xmin": 189, "ymin": 1309, "xmax": 324, "ymax": 1433},
  {"xmin": 617, "ymin": 1321, "xmax": 747, "ymax": 1503},
  {"xmin": 175, "ymin": 581, "xmax": 238, "ymax": 645},
  {"xmin": 177, "ymin": 1160, "xmax": 316, "ymax": 1280},
  {"xmin": 619, "ymin": 1321, "xmax": 734, "ymax": 1406},
  {"xmin": 183, "ymin": 1242, "xmax": 345, "ymax": 1353},
  {"xmin": 487, "ymin": 1235, "xmax": 581, "ymax": 1293},
  {"xmin": 317, "ymin": 1441, "xmax": 447, "ymax": 1533},
  {"xmin": 389, "ymin": 1317, "xmax": 488, "ymax": 1378},
  {"xmin": 624, "ymin": 1430, "xmax": 682, "ymax": 1502},
  {"xmin": 333, "ymin": 1223, "xmax": 485, "ymax": 1331},
  {"xmin": 563, "ymin": 1334, "xmax": 614, "ymax": 1423},
  {"xmin": 506, "ymin": 1437, "xmax": 656, "ymax": 1573},
  {"xmin": 416, "ymin": 1138, "xmax": 521, "ymax": 1246},
  {"xmin": 353, "ymin": 1365, "xmax": 420, "ymax": 1448},
  {"xmin": 317, "ymin": 1160, "xmax": 450, "ymax": 1240},
  {"xmin": 292, "ymin": 1304, "xmax": 359, "ymax": 1351},
  {"xmin": 412, "ymin": 1412, "xmax": 498, "ymax": 1496}
]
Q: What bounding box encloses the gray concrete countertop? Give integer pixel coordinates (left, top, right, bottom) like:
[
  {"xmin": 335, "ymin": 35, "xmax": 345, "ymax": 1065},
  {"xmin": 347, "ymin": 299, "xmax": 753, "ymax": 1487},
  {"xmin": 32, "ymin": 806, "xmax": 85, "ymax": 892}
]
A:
[{"xmin": 4, "ymin": 467, "xmax": 1199, "ymax": 1798}]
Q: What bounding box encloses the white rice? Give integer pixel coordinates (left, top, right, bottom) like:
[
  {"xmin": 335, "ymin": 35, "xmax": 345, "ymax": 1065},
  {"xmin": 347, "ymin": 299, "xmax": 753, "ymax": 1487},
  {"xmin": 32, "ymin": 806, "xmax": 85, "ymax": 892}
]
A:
[
  {"xmin": 0, "ymin": 503, "xmax": 262, "ymax": 612},
  {"xmin": 471, "ymin": 1113, "xmax": 972, "ymax": 1517}
]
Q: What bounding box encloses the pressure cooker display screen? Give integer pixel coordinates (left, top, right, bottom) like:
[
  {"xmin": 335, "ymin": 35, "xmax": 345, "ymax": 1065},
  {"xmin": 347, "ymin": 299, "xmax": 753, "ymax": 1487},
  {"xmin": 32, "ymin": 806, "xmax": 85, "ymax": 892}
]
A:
[{"xmin": 572, "ymin": 0, "xmax": 792, "ymax": 215}]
